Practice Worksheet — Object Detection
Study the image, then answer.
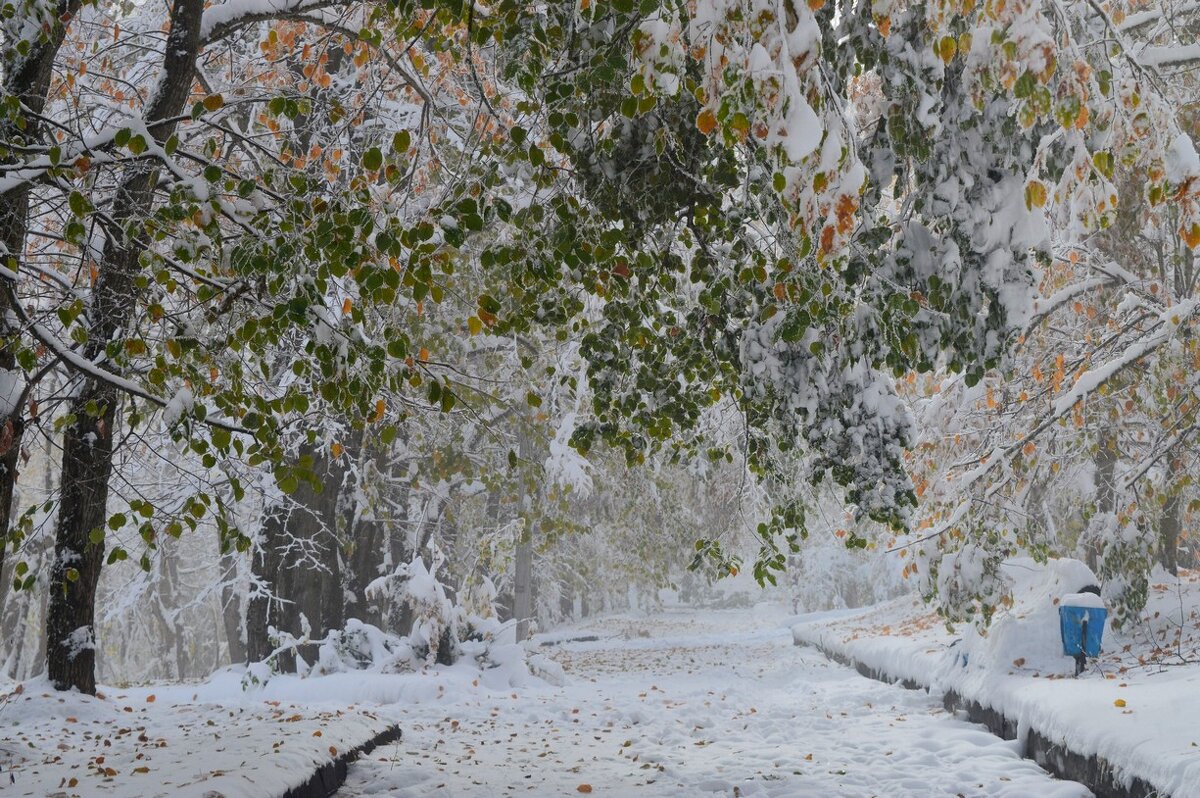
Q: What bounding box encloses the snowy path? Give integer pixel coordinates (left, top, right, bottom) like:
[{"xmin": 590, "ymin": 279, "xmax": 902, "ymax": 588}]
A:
[{"xmin": 339, "ymin": 607, "xmax": 1091, "ymax": 797}]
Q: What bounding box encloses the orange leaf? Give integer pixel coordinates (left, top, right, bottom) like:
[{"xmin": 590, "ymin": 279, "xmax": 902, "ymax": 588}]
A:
[
  {"xmin": 1183, "ymin": 223, "xmax": 1200, "ymax": 250},
  {"xmin": 342, "ymin": 298, "xmax": 353, "ymax": 315},
  {"xmin": 146, "ymin": 695, "xmax": 155, "ymax": 703},
  {"xmin": 577, "ymin": 786, "xmax": 593, "ymax": 794},
  {"xmin": 695, "ymin": 109, "xmax": 717, "ymax": 136}
]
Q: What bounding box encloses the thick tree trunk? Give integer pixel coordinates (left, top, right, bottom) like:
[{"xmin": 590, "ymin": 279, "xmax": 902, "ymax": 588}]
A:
[
  {"xmin": 246, "ymin": 504, "xmax": 289, "ymax": 666},
  {"xmin": 346, "ymin": 513, "xmax": 384, "ymax": 626},
  {"xmin": 46, "ymin": 381, "xmax": 121, "ymax": 693},
  {"xmin": 45, "ymin": 0, "xmax": 204, "ymax": 694},
  {"xmin": 246, "ymin": 445, "xmax": 349, "ymax": 671}
]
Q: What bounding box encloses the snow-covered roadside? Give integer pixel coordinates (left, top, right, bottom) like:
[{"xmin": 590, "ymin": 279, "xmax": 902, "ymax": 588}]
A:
[
  {"xmin": 792, "ymin": 559, "xmax": 1200, "ymax": 798},
  {"xmin": 0, "ymin": 646, "xmax": 549, "ymax": 798},
  {"xmin": 339, "ymin": 606, "xmax": 1088, "ymax": 797}
]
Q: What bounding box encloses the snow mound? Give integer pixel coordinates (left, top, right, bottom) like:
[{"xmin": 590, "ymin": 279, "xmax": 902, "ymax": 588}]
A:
[{"xmin": 953, "ymin": 557, "xmax": 1099, "ymax": 677}]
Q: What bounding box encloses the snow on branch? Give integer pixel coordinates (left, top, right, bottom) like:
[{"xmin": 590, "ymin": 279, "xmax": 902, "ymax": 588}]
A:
[{"xmin": 200, "ymin": 0, "xmax": 349, "ymax": 43}]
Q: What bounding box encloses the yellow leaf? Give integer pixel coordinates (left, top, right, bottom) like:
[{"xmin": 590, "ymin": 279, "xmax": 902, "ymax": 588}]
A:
[
  {"xmin": 1025, "ymin": 180, "xmax": 1048, "ymax": 209},
  {"xmin": 202, "ymin": 94, "xmax": 224, "ymax": 112},
  {"xmin": 937, "ymin": 36, "xmax": 957, "ymax": 64},
  {"xmin": 1114, "ymin": 698, "xmax": 1127, "ymax": 707},
  {"xmin": 331, "ymin": 442, "xmax": 344, "ymax": 458},
  {"xmin": 467, "ymin": 316, "xmax": 483, "ymax": 336}
]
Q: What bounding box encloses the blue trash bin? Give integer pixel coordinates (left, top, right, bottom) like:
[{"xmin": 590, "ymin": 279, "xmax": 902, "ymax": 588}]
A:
[{"xmin": 1059, "ymin": 593, "xmax": 1106, "ymax": 675}]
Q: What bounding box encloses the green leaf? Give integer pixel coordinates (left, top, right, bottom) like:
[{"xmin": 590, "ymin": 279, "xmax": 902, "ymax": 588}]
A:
[
  {"xmin": 69, "ymin": 191, "xmax": 90, "ymax": 217},
  {"xmin": 362, "ymin": 146, "xmax": 383, "ymax": 171}
]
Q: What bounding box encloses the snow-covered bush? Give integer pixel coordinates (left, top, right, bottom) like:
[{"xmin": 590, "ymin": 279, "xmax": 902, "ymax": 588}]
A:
[
  {"xmin": 367, "ymin": 554, "xmax": 462, "ymax": 666},
  {"xmin": 313, "ymin": 619, "xmax": 415, "ymax": 675}
]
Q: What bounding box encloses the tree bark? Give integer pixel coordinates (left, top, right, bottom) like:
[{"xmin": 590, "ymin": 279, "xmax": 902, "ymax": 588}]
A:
[
  {"xmin": 245, "ymin": 444, "xmax": 350, "ymax": 671},
  {"xmin": 246, "ymin": 502, "xmax": 290, "ymax": 666},
  {"xmin": 46, "ymin": 0, "xmax": 205, "ymax": 695}
]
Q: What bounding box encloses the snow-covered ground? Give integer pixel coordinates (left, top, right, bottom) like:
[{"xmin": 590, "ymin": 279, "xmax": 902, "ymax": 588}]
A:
[
  {"xmin": 0, "ymin": 676, "xmax": 393, "ymax": 797},
  {"xmin": 339, "ymin": 605, "xmax": 1088, "ymax": 797},
  {"xmin": 793, "ymin": 559, "xmax": 1200, "ymax": 798}
]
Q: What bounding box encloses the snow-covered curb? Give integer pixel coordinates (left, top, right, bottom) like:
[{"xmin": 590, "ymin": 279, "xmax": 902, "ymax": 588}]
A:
[
  {"xmin": 793, "ymin": 630, "xmax": 1158, "ymax": 798},
  {"xmin": 791, "ymin": 559, "xmax": 1200, "ymax": 798},
  {"xmin": 280, "ymin": 724, "xmax": 401, "ymax": 798}
]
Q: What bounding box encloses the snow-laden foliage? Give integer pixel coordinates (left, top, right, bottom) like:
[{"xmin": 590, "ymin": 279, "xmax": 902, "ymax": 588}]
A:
[{"xmin": 1, "ymin": 0, "xmax": 1198, "ymax": 691}]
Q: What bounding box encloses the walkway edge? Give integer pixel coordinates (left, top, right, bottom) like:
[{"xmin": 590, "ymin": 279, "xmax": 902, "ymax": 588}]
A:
[
  {"xmin": 280, "ymin": 723, "xmax": 403, "ymax": 798},
  {"xmin": 794, "ymin": 635, "xmax": 1164, "ymax": 798}
]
